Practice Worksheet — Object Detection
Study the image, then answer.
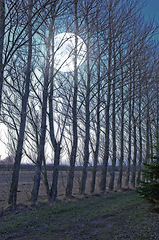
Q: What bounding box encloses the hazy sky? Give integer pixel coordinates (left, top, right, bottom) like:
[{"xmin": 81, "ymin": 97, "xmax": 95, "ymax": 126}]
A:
[
  {"xmin": 142, "ymin": 0, "xmax": 159, "ymax": 23},
  {"xmin": 0, "ymin": 0, "xmax": 159, "ymax": 161}
]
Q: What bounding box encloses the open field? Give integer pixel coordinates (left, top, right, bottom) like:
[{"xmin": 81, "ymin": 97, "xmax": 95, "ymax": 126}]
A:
[
  {"xmin": 0, "ymin": 169, "xmax": 159, "ymax": 239},
  {"xmin": 0, "ymin": 170, "xmax": 130, "ymax": 208},
  {"xmin": 0, "ymin": 191, "xmax": 159, "ymax": 240}
]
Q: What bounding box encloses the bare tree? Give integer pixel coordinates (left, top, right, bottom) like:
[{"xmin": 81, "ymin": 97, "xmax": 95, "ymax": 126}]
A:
[
  {"xmin": 31, "ymin": 18, "xmax": 53, "ymax": 204},
  {"xmin": 80, "ymin": 0, "xmax": 92, "ymax": 195},
  {"xmin": 109, "ymin": 19, "xmax": 117, "ymax": 191},
  {"xmin": 116, "ymin": 42, "xmax": 125, "ymax": 189},
  {"xmin": 66, "ymin": 0, "xmax": 79, "ymax": 198},
  {"xmin": 100, "ymin": 1, "xmax": 113, "ymax": 193},
  {"xmin": 125, "ymin": 57, "xmax": 132, "ymax": 188},
  {"xmin": 91, "ymin": 13, "xmax": 101, "ymax": 193},
  {"xmin": 8, "ymin": 0, "xmax": 33, "ymax": 209},
  {"xmin": 137, "ymin": 65, "xmax": 143, "ymax": 183},
  {"xmin": 0, "ymin": 0, "xmax": 5, "ymax": 112}
]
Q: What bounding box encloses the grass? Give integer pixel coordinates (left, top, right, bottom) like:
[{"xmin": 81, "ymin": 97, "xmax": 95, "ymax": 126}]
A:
[{"xmin": 0, "ymin": 190, "xmax": 159, "ymax": 240}]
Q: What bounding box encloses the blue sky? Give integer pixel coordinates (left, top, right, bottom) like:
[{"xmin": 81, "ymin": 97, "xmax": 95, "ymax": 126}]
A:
[{"xmin": 142, "ymin": 0, "xmax": 159, "ymax": 23}]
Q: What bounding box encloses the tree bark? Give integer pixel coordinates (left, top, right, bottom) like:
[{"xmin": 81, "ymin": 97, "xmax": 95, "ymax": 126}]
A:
[
  {"xmin": 131, "ymin": 62, "xmax": 137, "ymax": 188},
  {"xmin": 31, "ymin": 16, "xmax": 53, "ymax": 204},
  {"xmin": 157, "ymin": 75, "xmax": 159, "ymax": 153},
  {"xmin": 131, "ymin": 117, "xmax": 137, "ymax": 187},
  {"xmin": 0, "ymin": 0, "xmax": 5, "ymax": 112},
  {"xmin": 91, "ymin": 29, "xmax": 100, "ymax": 193},
  {"xmin": 117, "ymin": 44, "xmax": 124, "ymax": 189},
  {"xmin": 137, "ymin": 73, "xmax": 142, "ymax": 183},
  {"xmin": 146, "ymin": 105, "xmax": 150, "ymax": 163},
  {"xmin": 125, "ymin": 60, "xmax": 132, "ymax": 188},
  {"xmin": 109, "ymin": 35, "xmax": 116, "ymax": 191},
  {"xmin": 66, "ymin": 0, "xmax": 78, "ymax": 198},
  {"xmin": 31, "ymin": 67, "xmax": 49, "ymax": 205},
  {"xmin": 8, "ymin": 0, "xmax": 32, "ymax": 209},
  {"xmin": 80, "ymin": 9, "xmax": 90, "ymax": 195},
  {"xmin": 100, "ymin": 3, "xmax": 112, "ymax": 193},
  {"xmin": 48, "ymin": 5, "xmax": 62, "ymax": 202},
  {"xmin": 49, "ymin": 72, "xmax": 61, "ymax": 202},
  {"xmin": 50, "ymin": 142, "xmax": 61, "ymax": 201}
]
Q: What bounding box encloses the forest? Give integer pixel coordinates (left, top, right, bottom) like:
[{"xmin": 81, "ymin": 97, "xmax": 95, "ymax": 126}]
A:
[{"xmin": 0, "ymin": 0, "xmax": 159, "ymax": 211}]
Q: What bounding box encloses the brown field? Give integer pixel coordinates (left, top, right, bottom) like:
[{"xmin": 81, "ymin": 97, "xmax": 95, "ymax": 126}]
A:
[{"xmin": 0, "ymin": 170, "xmax": 130, "ymax": 208}]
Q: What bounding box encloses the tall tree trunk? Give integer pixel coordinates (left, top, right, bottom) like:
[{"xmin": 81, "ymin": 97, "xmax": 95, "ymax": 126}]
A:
[
  {"xmin": 150, "ymin": 124, "xmax": 153, "ymax": 162},
  {"xmin": 91, "ymin": 35, "xmax": 100, "ymax": 194},
  {"xmin": 146, "ymin": 101, "xmax": 150, "ymax": 164},
  {"xmin": 0, "ymin": 0, "xmax": 5, "ymax": 112},
  {"xmin": 125, "ymin": 61, "xmax": 132, "ymax": 188},
  {"xmin": 117, "ymin": 46, "xmax": 124, "ymax": 189},
  {"xmin": 80, "ymin": 10, "xmax": 90, "ymax": 195},
  {"xmin": 8, "ymin": 0, "xmax": 32, "ymax": 209},
  {"xmin": 31, "ymin": 17, "xmax": 53, "ymax": 204},
  {"xmin": 48, "ymin": 7, "xmax": 62, "ymax": 202},
  {"xmin": 49, "ymin": 72, "xmax": 61, "ymax": 202},
  {"xmin": 31, "ymin": 65, "xmax": 49, "ymax": 205},
  {"xmin": 109, "ymin": 35, "xmax": 116, "ymax": 191},
  {"xmin": 42, "ymin": 155, "xmax": 50, "ymax": 199},
  {"xmin": 146, "ymin": 83, "xmax": 150, "ymax": 163},
  {"xmin": 137, "ymin": 74, "xmax": 142, "ymax": 183},
  {"xmin": 131, "ymin": 117, "xmax": 137, "ymax": 187},
  {"xmin": 157, "ymin": 75, "xmax": 159, "ymax": 154},
  {"xmin": 100, "ymin": 3, "xmax": 112, "ymax": 193},
  {"xmin": 66, "ymin": 0, "xmax": 78, "ymax": 198},
  {"xmin": 131, "ymin": 63, "xmax": 137, "ymax": 188},
  {"xmin": 50, "ymin": 142, "xmax": 61, "ymax": 201}
]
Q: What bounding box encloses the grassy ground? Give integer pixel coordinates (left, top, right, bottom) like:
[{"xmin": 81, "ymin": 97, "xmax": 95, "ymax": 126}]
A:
[{"xmin": 0, "ymin": 190, "xmax": 159, "ymax": 240}]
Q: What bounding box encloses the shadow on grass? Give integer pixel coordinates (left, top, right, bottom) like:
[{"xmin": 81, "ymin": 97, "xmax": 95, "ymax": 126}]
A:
[{"xmin": 0, "ymin": 190, "xmax": 159, "ymax": 240}]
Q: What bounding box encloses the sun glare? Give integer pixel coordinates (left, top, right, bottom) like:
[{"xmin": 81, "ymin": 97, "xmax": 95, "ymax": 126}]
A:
[{"xmin": 54, "ymin": 32, "xmax": 86, "ymax": 72}]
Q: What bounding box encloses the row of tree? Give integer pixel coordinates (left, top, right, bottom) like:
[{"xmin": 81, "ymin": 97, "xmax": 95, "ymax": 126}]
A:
[{"xmin": 0, "ymin": 0, "xmax": 158, "ymax": 209}]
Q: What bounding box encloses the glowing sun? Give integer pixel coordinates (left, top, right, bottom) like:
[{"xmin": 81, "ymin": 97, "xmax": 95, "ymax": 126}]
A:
[{"xmin": 54, "ymin": 32, "xmax": 86, "ymax": 72}]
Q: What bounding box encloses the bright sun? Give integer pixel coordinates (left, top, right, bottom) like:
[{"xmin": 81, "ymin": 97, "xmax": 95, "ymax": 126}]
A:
[{"xmin": 54, "ymin": 32, "xmax": 86, "ymax": 72}]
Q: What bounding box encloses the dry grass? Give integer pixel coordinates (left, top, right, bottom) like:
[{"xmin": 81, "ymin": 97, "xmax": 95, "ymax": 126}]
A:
[{"xmin": 0, "ymin": 170, "xmax": 132, "ymax": 208}]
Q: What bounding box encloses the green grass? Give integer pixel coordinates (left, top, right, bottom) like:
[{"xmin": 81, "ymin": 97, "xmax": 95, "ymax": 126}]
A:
[{"xmin": 0, "ymin": 191, "xmax": 159, "ymax": 240}]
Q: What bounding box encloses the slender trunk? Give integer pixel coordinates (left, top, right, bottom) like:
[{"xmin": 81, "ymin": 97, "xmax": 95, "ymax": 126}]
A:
[
  {"xmin": 146, "ymin": 104, "xmax": 150, "ymax": 163},
  {"xmin": 48, "ymin": 15, "xmax": 61, "ymax": 201},
  {"xmin": 91, "ymin": 41, "xmax": 100, "ymax": 194},
  {"xmin": 100, "ymin": 103, "xmax": 110, "ymax": 192},
  {"xmin": 109, "ymin": 36, "xmax": 116, "ymax": 191},
  {"xmin": 137, "ymin": 77, "xmax": 142, "ymax": 183},
  {"xmin": 157, "ymin": 76, "xmax": 159, "ymax": 153},
  {"xmin": 31, "ymin": 68, "xmax": 49, "ymax": 204},
  {"xmin": 150, "ymin": 124, "xmax": 153, "ymax": 162},
  {"xmin": 50, "ymin": 142, "xmax": 61, "ymax": 201},
  {"xmin": 137, "ymin": 118, "xmax": 142, "ymax": 183},
  {"xmin": 91, "ymin": 147, "xmax": 99, "ymax": 194},
  {"xmin": 131, "ymin": 118, "xmax": 137, "ymax": 187},
  {"xmin": 117, "ymin": 50, "xmax": 124, "ymax": 189},
  {"xmin": 0, "ymin": 0, "xmax": 5, "ymax": 112},
  {"xmin": 49, "ymin": 80, "xmax": 61, "ymax": 201},
  {"xmin": 125, "ymin": 61, "xmax": 132, "ymax": 188},
  {"xmin": 66, "ymin": 0, "xmax": 78, "ymax": 198},
  {"xmin": 8, "ymin": 0, "xmax": 32, "ymax": 209},
  {"xmin": 80, "ymin": 11, "xmax": 90, "ymax": 195},
  {"xmin": 31, "ymin": 20, "xmax": 52, "ymax": 204},
  {"xmin": 131, "ymin": 64, "xmax": 137, "ymax": 188},
  {"xmin": 42, "ymin": 156, "xmax": 50, "ymax": 199},
  {"xmin": 100, "ymin": 5, "xmax": 112, "ymax": 193}
]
